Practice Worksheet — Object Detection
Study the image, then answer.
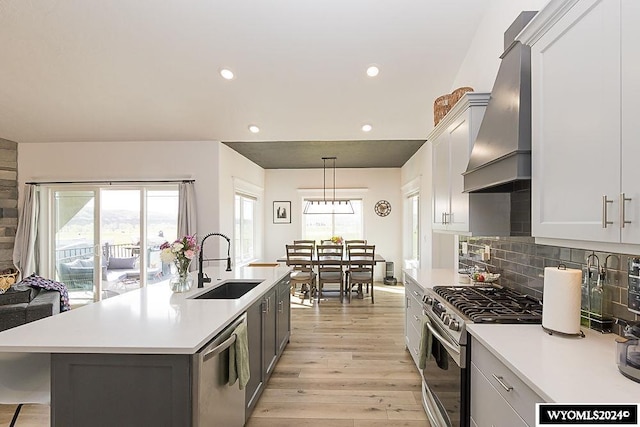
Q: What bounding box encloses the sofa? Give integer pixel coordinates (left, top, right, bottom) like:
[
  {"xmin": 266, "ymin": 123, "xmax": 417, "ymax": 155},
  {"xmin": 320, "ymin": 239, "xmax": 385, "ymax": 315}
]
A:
[
  {"xmin": 0, "ymin": 283, "xmax": 61, "ymax": 332},
  {"xmin": 58, "ymin": 256, "xmax": 163, "ymax": 290}
]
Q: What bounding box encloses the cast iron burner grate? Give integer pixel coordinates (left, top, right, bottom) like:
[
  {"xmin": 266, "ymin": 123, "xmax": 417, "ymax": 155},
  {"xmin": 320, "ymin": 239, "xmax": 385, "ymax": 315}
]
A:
[{"xmin": 433, "ymin": 285, "xmax": 543, "ymax": 324}]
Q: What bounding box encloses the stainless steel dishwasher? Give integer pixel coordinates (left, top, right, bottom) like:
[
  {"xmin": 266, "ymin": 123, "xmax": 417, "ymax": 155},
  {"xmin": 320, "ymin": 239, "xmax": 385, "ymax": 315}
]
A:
[{"xmin": 192, "ymin": 313, "xmax": 246, "ymax": 426}]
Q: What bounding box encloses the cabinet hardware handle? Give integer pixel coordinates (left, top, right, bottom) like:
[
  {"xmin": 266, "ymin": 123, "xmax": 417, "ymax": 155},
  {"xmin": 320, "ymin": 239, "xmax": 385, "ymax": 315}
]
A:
[
  {"xmin": 492, "ymin": 374, "xmax": 513, "ymax": 392},
  {"xmin": 406, "ymin": 297, "xmax": 410, "ymax": 308},
  {"xmin": 262, "ymin": 300, "xmax": 267, "ymax": 314},
  {"xmin": 441, "ymin": 212, "xmax": 445, "ymax": 224},
  {"xmin": 413, "ymin": 314, "xmax": 420, "ymax": 321},
  {"xmin": 413, "ymin": 347, "xmax": 418, "ymax": 355},
  {"xmin": 602, "ymin": 195, "xmax": 614, "ymax": 228},
  {"xmin": 621, "ymin": 193, "xmax": 632, "ymax": 228},
  {"xmin": 445, "ymin": 212, "xmax": 451, "ymax": 224},
  {"xmin": 278, "ymin": 300, "xmax": 283, "ymax": 313},
  {"xmin": 413, "ymin": 290, "xmax": 420, "ymax": 297}
]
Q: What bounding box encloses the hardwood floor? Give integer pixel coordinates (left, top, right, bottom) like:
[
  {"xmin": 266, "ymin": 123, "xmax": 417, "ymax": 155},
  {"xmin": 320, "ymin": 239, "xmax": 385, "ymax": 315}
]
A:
[
  {"xmin": 0, "ymin": 283, "xmax": 428, "ymax": 427},
  {"xmin": 0, "ymin": 404, "xmax": 49, "ymax": 427},
  {"xmin": 246, "ymin": 283, "xmax": 429, "ymax": 427}
]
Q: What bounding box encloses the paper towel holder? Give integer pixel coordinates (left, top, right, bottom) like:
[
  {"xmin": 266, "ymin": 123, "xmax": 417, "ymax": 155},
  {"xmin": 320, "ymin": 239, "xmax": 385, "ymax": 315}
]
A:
[{"xmin": 541, "ymin": 264, "xmax": 586, "ymax": 338}]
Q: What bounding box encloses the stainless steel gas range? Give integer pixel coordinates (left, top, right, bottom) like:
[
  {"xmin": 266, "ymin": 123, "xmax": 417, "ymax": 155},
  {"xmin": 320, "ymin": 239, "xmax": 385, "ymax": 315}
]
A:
[{"xmin": 420, "ymin": 285, "xmax": 543, "ymax": 427}]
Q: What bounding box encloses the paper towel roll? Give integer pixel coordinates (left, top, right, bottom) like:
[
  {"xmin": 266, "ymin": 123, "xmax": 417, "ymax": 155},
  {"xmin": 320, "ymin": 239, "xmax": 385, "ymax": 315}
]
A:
[{"xmin": 542, "ymin": 266, "xmax": 582, "ymax": 335}]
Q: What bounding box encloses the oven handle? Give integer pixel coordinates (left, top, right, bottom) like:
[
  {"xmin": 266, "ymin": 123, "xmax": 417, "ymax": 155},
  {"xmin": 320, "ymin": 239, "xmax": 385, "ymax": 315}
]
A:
[
  {"xmin": 426, "ymin": 321, "xmax": 460, "ymax": 357},
  {"xmin": 422, "ymin": 381, "xmax": 448, "ymax": 427}
]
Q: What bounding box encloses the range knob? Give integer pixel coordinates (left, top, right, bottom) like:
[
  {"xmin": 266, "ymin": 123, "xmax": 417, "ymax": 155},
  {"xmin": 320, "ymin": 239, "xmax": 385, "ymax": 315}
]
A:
[
  {"xmin": 424, "ymin": 296, "xmax": 433, "ymax": 305},
  {"xmin": 441, "ymin": 313, "xmax": 451, "ymax": 325},
  {"xmin": 449, "ymin": 320, "xmax": 460, "ymax": 331}
]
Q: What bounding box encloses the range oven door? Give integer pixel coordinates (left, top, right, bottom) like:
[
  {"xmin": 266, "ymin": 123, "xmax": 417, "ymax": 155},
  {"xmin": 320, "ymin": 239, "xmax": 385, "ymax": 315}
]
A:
[{"xmin": 421, "ymin": 312, "xmax": 468, "ymax": 427}]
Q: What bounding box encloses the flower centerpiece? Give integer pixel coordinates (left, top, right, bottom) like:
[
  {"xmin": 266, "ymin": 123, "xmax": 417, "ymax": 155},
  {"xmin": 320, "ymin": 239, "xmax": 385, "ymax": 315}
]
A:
[
  {"xmin": 330, "ymin": 236, "xmax": 344, "ymax": 245},
  {"xmin": 160, "ymin": 235, "xmax": 199, "ymax": 292}
]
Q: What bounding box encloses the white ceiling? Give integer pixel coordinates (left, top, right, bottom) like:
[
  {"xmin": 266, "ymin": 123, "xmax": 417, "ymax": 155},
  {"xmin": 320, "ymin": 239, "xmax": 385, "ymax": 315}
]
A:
[{"xmin": 0, "ymin": 0, "xmax": 488, "ymax": 147}]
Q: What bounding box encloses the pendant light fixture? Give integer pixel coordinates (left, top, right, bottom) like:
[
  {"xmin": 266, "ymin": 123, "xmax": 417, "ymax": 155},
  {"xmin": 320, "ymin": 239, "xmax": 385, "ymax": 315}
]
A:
[{"xmin": 303, "ymin": 157, "xmax": 354, "ymax": 214}]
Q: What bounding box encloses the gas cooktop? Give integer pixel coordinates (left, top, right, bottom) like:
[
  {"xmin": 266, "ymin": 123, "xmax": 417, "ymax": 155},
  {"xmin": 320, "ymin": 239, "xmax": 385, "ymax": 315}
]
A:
[{"xmin": 432, "ymin": 285, "xmax": 543, "ymax": 324}]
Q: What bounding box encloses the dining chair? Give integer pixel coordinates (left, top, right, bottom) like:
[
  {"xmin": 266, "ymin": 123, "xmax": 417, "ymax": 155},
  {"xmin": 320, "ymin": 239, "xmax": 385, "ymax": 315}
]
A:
[
  {"xmin": 316, "ymin": 244, "xmax": 345, "ymax": 303},
  {"xmin": 346, "ymin": 244, "xmax": 375, "ymax": 303},
  {"xmin": 285, "ymin": 244, "xmax": 317, "ymax": 302},
  {"xmin": 293, "ymin": 240, "xmax": 316, "ymax": 249},
  {"xmin": 344, "ymin": 239, "xmax": 368, "ymax": 291}
]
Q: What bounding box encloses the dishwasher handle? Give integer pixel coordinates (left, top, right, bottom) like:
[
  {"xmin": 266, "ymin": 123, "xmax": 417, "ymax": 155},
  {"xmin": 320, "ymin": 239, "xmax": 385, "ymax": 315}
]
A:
[
  {"xmin": 203, "ymin": 334, "xmax": 237, "ymax": 361},
  {"xmin": 200, "ymin": 314, "xmax": 246, "ymax": 362}
]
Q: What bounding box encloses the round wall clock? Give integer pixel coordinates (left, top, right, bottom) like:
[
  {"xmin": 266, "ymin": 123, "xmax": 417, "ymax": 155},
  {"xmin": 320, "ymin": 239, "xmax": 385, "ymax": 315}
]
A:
[{"xmin": 374, "ymin": 200, "xmax": 391, "ymax": 217}]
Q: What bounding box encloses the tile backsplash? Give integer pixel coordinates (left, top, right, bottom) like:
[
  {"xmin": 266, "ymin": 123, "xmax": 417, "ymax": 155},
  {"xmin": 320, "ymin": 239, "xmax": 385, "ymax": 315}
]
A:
[{"xmin": 458, "ymin": 236, "xmax": 638, "ymax": 335}]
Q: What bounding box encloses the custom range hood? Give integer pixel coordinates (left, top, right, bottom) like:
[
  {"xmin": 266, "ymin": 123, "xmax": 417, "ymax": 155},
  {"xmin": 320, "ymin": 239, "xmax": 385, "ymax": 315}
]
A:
[{"xmin": 463, "ymin": 11, "xmax": 538, "ymax": 194}]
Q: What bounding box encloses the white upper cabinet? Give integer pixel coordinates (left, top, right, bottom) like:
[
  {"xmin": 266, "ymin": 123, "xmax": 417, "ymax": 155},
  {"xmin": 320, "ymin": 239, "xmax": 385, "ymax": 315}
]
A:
[
  {"xmin": 522, "ymin": 0, "xmax": 640, "ymax": 244},
  {"xmin": 429, "ymin": 93, "xmax": 510, "ymax": 235},
  {"xmin": 621, "ymin": 0, "xmax": 640, "ymax": 243}
]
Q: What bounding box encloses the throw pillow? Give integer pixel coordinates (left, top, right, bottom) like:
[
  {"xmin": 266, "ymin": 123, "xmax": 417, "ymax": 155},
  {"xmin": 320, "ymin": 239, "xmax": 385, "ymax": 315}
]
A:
[
  {"xmin": 108, "ymin": 257, "xmax": 137, "ymax": 270},
  {"xmin": 0, "ymin": 283, "xmax": 33, "ymax": 306}
]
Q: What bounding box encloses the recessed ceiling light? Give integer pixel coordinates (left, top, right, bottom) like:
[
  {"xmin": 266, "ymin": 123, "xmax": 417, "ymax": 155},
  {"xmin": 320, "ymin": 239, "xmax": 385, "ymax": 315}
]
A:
[
  {"xmin": 220, "ymin": 68, "xmax": 235, "ymax": 80},
  {"xmin": 248, "ymin": 125, "xmax": 260, "ymax": 133},
  {"xmin": 366, "ymin": 65, "xmax": 379, "ymax": 77},
  {"xmin": 362, "ymin": 124, "xmax": 372, "ymax": 132}
]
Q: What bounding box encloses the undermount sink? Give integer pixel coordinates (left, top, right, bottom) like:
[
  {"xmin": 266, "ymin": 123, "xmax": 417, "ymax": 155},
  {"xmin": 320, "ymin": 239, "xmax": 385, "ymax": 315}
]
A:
[{"xmin": 192, "ymin": 280, "xmax": 263, "ymax": 299}]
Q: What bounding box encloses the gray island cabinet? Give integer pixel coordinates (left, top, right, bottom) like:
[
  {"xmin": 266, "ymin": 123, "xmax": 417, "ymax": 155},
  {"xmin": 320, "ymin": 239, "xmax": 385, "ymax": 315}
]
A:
[
  {"xmin": 245, "ymin": 275, "xmax": 290, "ymax": 420},
  {"xmin": 0, "ymin": 266, "xmax": 292, "ymax": 427}
]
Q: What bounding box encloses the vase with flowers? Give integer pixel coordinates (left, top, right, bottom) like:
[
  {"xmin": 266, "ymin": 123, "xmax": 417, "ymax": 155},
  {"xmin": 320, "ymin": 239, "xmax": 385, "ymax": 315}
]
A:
[
  {"xmin": 330, "ymin": 236, "xmax": 344, "ymax": 245},
  {"xmin": 160, "ymin": 235, "xmax": 199, "ymax": 293}
]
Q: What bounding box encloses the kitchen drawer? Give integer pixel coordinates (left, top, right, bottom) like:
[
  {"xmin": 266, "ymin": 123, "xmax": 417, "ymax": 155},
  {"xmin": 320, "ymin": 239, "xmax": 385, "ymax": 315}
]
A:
[
  {"xmin": 472, "ymin": 339, "xmax": 543, "ymax": 426},
  {"xmin": 471, "ymin": 362, "xmax": 528, "ymax": 427},
  {"xmin": 408, "ymin": 306, "xmax": 423, "ymax": 334},
  {"xmin": 406, "ymin": 318, "xmax": 422, "ymax": 366},
  {"xmin": 405, "ymin": 278, "xmax": 424, "ymax": 301}
]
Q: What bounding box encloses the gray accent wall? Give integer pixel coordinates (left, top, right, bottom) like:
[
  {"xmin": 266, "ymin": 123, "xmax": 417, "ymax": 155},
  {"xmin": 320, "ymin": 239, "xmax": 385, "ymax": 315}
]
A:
[
  {"xmin": 0, "ymin": 139, "xmax": 17, "ymax": 272},
  {"xmin": 459, "ymin": 236, "xmax": 639, "ymax": 335}
]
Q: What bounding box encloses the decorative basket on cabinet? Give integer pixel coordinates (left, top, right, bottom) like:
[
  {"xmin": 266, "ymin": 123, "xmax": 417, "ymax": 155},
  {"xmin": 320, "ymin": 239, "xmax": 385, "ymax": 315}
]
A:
[
  {"xmin": 449, "ymin": 86, "xmax": 474, "ymax": 109},
  {"xmin": 433, "ymin": 94, "xmax": 451, "ymax": 125}
]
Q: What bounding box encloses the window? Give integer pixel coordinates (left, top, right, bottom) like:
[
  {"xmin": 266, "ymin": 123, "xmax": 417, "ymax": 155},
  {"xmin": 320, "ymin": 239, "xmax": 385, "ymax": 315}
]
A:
[
  {"xmin": 406, "ymin": 193, "xmax": 420, "ymax": 267},
  {"xmin": 302, "ymin": 199, "xmax": 363, "ymax": 242},
  {"xmin": 234, "ymin": 193, "xmax": 257, "ymax": 265}
]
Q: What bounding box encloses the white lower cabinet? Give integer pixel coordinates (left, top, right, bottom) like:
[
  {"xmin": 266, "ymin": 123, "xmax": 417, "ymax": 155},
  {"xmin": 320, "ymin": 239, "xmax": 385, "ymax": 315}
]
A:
[
  {"xmin": 404, "ymin": 275, "xmax": 424, "ymax": 368},
  {"xmin": 471, "ymin": 363, "xmax": 528, "ymax": 427},
  {"xmin": 470, "ymin": 337, "xmax": 543, "ymax": 427}
]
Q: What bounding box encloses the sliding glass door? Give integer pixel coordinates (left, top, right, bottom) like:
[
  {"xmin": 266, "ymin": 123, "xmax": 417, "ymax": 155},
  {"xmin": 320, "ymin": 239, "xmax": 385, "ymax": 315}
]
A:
[
  {"xmin": 53, "ymin": 189, "xmax": 99, "ymax": 306},
  {"xmin": 51, "ymin": 185, "xmax": 179, "ymax": 307}
]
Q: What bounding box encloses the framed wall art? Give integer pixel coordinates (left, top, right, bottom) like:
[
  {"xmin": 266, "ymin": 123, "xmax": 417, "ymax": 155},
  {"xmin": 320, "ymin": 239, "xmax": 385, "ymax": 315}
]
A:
[{"xmin": 273, "ymin": 201, "xmax": 291, "ymax": 224}]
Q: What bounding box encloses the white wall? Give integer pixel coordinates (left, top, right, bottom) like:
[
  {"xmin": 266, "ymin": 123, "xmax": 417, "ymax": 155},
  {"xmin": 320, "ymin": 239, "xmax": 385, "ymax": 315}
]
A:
[
  {"xmin": 18, "ymin": 141, "xmax": 265, "ymax": 262},
  {"xmin": 264, "ymin": 168, "xmax": 401, "ymax": 280},
  {"xmin": 217, "ymin": 144, "xmax": 265, "ymax": 262},
  {"xmin": 451, "ymin": 0, "xmax": 549, "ymax": 92}
]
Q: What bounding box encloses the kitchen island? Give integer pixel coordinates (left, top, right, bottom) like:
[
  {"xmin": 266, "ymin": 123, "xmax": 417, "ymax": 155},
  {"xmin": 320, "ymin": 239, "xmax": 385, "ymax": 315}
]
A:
[{"xmin": 0, "ymin": 265, "xmax": 291, "ymax": 426}]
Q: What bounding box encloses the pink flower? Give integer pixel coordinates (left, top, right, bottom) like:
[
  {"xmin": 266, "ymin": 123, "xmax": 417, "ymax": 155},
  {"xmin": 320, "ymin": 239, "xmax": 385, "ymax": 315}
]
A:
[{"xmin": 184, "ymin": 249, "xmax": 195, "ymax": 260}]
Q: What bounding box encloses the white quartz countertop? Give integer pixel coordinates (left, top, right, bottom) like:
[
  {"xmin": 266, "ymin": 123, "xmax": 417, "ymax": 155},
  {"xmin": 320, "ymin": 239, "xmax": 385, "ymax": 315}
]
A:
[
  {"xmin": 467, "ymin": 324, "xmax": 640, "ymax": 403},
  {"xmin": 0, "ymin": 265, "xmax": 289, "ymax": 354},
  {"xmin": 403, "ymin": 268, "xmax": 469, "ymax": 291}
]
